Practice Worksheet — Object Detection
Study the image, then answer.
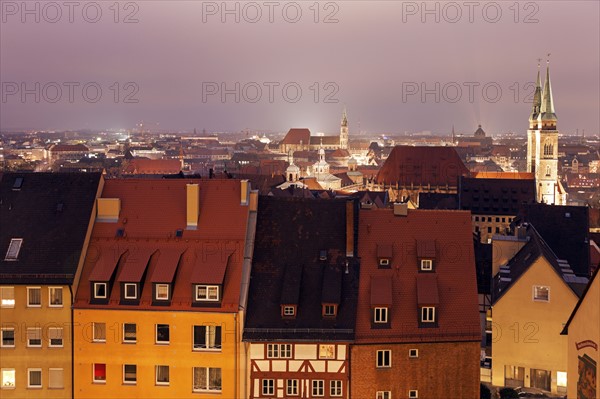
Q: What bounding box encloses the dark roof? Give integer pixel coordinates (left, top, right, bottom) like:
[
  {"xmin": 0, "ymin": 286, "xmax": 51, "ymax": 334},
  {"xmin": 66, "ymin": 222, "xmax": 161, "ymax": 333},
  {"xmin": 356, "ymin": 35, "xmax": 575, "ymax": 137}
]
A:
[
  {"xmin": 243, "ymin": 196, "xmax": 359, "ymax": 342},
  {"xmin": 0, "ymin": 172, "xmax": 101, "ymax": 284},
  {"xmin": 561, "ymin": 263, "xmax": 600, "ymax": 335},
  {"xmin": 418, "ymin": 193, "xmax": 459, "ymax": 210},
  {"xmin": 459, "ymin": 176, "xmax": 535, "ymax": 215}
]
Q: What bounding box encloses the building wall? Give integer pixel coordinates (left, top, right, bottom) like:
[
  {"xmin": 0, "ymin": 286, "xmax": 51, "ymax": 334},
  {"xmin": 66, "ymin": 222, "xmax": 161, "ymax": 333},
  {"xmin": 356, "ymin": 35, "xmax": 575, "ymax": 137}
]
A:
[
  {"xmin": 567, "ymin": 274, "xmax": 599, "ymax": 399},
  {"xmin": 472, "ymin": 214, "xmax": 516, "ymax": 243},
  {"xmin": 350, "ymin": 341, "xmax": 480, "ymax": 399},
  {"xmin": 73, "ymin": 309, "xmax": 240, "ymax": 399},
  {"xmin": 0, "ymin": 284, "xmax": 72, "ymax": 398},
  {"xmin": 492, "ymin": 257, "xmax": 578, "ymax": 394}
]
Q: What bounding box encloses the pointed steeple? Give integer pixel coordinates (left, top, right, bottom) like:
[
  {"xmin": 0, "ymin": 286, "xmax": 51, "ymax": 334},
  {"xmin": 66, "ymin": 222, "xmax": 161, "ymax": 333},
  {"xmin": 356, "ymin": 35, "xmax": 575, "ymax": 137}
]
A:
[
  {"xmin": 539, "ymin": 55, "xmax": 557, "ymax": 123},
  {"xmin": 452, "ymin": 125, "xmax": 455, "ymax": 143},
  {"xmin": 341, "ymin": 107, "xmax": 348, "ymax": 127},
  {"xmin": 530, "ymin": 60, "xmax": 543, "ymax": 123}
]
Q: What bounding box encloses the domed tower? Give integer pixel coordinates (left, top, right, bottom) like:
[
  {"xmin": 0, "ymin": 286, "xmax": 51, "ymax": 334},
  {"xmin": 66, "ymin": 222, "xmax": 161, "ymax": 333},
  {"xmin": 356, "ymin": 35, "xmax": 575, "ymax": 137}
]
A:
[{"xmin": 286, "ymin": 151, "xmax": 300, "ymax": 182}]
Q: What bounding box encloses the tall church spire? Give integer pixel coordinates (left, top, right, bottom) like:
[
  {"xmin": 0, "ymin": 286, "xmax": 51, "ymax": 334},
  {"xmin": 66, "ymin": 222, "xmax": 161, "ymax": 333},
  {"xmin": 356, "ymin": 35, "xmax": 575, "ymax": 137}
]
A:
[
  {"xmin": 530, "ymin": 60, "xmax": 542, "ymax": 124},
  {"xmin": 341, "ymin": 107, "xmax": 348, "ymax": 127},
  {"xmin": 539, "ymin": 55, "xmax": 557, "ymax": 124}
]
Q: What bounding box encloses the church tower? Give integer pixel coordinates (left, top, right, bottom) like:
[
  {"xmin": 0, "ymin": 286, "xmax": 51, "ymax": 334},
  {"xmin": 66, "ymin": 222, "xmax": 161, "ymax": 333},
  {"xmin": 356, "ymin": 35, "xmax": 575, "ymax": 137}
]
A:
[
  {"xmin": 340, "ymin": 107, "xmax": 349, "ymax": 150},
  {"xmin": 526, "ymin": 63, "xmax": 543, "ymax": 174}
]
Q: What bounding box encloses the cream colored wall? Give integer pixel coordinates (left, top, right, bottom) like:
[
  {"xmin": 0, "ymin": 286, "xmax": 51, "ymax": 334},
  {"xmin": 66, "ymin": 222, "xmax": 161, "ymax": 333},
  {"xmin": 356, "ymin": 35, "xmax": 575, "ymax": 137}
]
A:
[
  {"xmin": 492, "ymin": 236, "xmax": 527, "ymax": 276},
  {"xmin": 492, "ymin": 257, "xmax": 579, "ymax": 393},
  {"xmin": 567, "ymin": 274, "xmax": 599, "ymax": 399}
]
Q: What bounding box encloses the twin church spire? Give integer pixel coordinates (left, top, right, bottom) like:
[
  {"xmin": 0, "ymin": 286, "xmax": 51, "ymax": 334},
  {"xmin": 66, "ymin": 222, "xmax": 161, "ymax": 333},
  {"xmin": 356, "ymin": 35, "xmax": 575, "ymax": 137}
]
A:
[{"xmin": 529, "ymin": 55, "xmax": 557, "ymax": 129}]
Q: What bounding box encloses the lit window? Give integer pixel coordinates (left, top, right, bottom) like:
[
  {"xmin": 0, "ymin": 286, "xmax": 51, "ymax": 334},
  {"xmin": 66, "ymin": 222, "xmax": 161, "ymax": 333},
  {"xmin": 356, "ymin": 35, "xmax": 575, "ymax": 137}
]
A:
[
  {"xmin": 4, "ymin": 239, "xmax": 23, "ymax": 260},
  {"xmin": 267, "ymin": 343, "xmax": 292, "ymax": 358},
  {"xmin": 262, "ymin": 379, "xmax": 274, "ymax": 396},
  {"xmin": 330, "ymin": 380, "xmax": 343, "ymax": 397},
  {"xmin": 48, "ymin": 327, "xmax": 63, "ymax": 347},
  {"xmin": 93, "ymin": 283, "xmax": 107, "ymax": 299},
  {"xmin": 48, "ymin": 368, "xmax": 63, "ymax": 389},
  {"xmin": 379, "ymin": 258, "xmax": 390, "ymax": 267},
  {"xmin": 287, "ymin": 379, "xmax": 299, "ymax": 396},
  {"xmin": 156, "ymin": 324, "xmax": 170, "ymax": 344},
  {"xmin": 195, "ymin": 285, "xmax": 219, "ymax": 301},
  {"xmin": 27, "ymin": 369, "xmax": 42, "ymax": 388},
  {"xmin": 557, "ymin": 371, "xmax": 567, "ymax": 388},
  {"xmin": 409, "ymin": 349, "xmax": 419, "ymax": 358},
  {"xmin": 323, "ymin": 304, "xmax": 337, "ymax": 317},
  {"xmin": 193, "ymin": 325, "xmax": 222, "ymax": 350},
  {"xmin": 93, "ymin": 323, "xmax": 106, "ymax": 342},
  {"xmin": 123, "ymin": 323, "xmax": 136, "ymax": 343},
  {"xmin": 193, "ymin": 367, "xmax": 222, "ymax": 392},
  {"xmin": 123, "ymin": 364, "xmax": 136, "ymax": 384},
  {"xmin": 1, "ymin": 329, "xmax": 15, "ymax": 348},
  {"xmin": 312, "ymin": 380, "xmax": 325, "ymax": 397},
  {"xmin": 420, "ymin": 259, "xmax": 432, "ymax": 271},
  {"xmin": 0, "ymin": 287, "xmax": 15, "ymax": 308},
  {"xmin": 123, "ymin": 284, "xmax": 137, "ymax": 300},
  {"xmin": 533, "ymin": 286, "xmax": 550, "ymax": 302},
  {"xmin": 376, "ymin": 391, "xmax": 391, "ymax": 399},
  {"xmin": 155, "ymin": 365, "xmax": 169, "ymax": 385},
  {"xmin": 409, "ymin": 390, "xmax": 418, "ymax": 398},
  {"xmin": 376, "ymin": 350, "xmax": 391, "ymax": 368},
  {"xmin": 155, "ymin": 284, "xmax": 169, "ymax": 301},
  {"xmin": 93, "ymin": 364, "xmax": 106, "ymax": 383},
  {"xmin": 421, "ymin": 307, "xmax": 436, "ymax": 323},
  {"xmin": 1, "ymin": 368, "xmax": 15, "ymax": 389},
  {"xmin": 27, "ymin": 287, "xmax": 41, "ymax": 307},
  {"xmin": 374, "ymin": 307, "xmax": 388, "ymax": 323},
  {"xmin": 319, "ymin": 344, "xmax": 335, "ymax": 359},
  {"xmin": 282, "ymin": 305, "xmax": 296, "ymax": 317},
  {"xmin": 49, "ymin": 287, "xmax": 63, "ymax": 307},
  {"xmin": 27, "ymin": 327, "xmax": 42, "ymax": 347}
]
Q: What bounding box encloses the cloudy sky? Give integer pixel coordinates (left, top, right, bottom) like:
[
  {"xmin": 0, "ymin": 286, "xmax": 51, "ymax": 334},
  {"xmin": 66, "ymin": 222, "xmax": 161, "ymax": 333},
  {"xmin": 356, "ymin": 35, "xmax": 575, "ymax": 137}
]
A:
[{"xmin": 1, "ymin": 1, "xmax": 598, "ymax": 135}]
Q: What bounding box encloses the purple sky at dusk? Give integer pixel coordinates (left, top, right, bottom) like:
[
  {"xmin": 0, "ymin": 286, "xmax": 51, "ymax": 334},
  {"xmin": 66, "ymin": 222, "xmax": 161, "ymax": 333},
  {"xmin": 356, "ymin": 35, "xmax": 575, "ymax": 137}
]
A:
[{"xmin": 1, "ymin": 0, "xmax": 598, "ymax": 135}]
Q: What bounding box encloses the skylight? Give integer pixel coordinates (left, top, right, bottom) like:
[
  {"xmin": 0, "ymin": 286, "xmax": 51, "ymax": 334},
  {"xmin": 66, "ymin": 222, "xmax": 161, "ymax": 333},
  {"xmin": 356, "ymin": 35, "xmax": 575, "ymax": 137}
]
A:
[{"xmin": 5, "ymin": 239, "xmax": 23, "ymax": 261}]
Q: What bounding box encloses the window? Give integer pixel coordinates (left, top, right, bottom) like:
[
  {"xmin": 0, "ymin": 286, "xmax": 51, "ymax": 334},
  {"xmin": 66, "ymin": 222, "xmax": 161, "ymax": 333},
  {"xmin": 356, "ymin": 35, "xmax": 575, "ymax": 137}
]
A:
[
  {"xmin": 193, "ymin": 325, "xmax": 222, "ymax": 350},
  {"xmin": 379, "ymin": 258, "xmax": 390, "ymax": 267},
  {"xmin": 48, "ymin": 327, "xmax": 63, "ymax": 347},
  {"xmin": 123, "ymin": 323, "xmax": 136, "ymax": 343},
  {"xmin": 504, "ymin": 365, "xmax": 525, "ymax": 387},
  {"xmin": 323, "ymin": 304, "xmax": 337, "ymax": 317},
  {"xmin": 28, "ymin": 369, "xmax": 42, "ymax": 388},
  {"xmin": 48, "ymin": 368, "xmax": 64, "ymax": 389},
  {"xmin": 312, "ymin": 380, "xmax": 325, "ymax": 397},
  {"xmin": 156, "ymin": 324, "xmax": 170, "ymax": 344},
  {"xmin": 282, "ymin": 305, "xmax": 296, "ymax": 317},
  {"xmin": 374, "ymin": 307, "xmax": 388, "ymax": 323},
  {"xmin": 376, "ymin": 350, "xmax": 391, "ymax": 368},
  {"xmin": 1, "ymin": 368, "xmax": 15, "ymax": 389},
  {"xmin": 123, "ymin": 284, "xmax": 137, "ymax": 300},
  {"xmin": 93, "ymin": 363, "xmax": 106, "ymax": 383},
  {"xmin": 533, "ymin": 286, "xmax": 550, "ymax": 302},
  {"xmin": 93, "ymin": 323, "xmax": 106, "ymax": 342},
  {"xmin": 262, "ymin": 379, "xmax": 274, "ymax": 396},
  {"xmin": 0, "ymin": 287, "xmax": 15, "ymax": 308},
  {"xmin": 94, "ymin": 283, "xmax": 107, "ymax": 299},
  {"xmin": 155, "ymin": 284, "xmax": 169, "ymax": 300},
  {"xmin": 27, "ymin": 327, "xmax": 42, "ymax": 347},
  {"xmin": 27, "ymin": 287, "xmax": 41, "ymax": 307},
  {"xmin": 420, "ymin": 260, "xmax": 432, "ymax": 271},
  {"xmin": 286, "ymin": 379, "xmax": 299, "ymax": 396},
  {"xmin": 193, "ymin": 367, "xmax": 222, "ymax": 392},
  {"xmin": 475, "ymin": 216, "xmax": 479, "ymax": 222},
  {"xmin": 330, "ymin": 380, "xmax": 343, "ymax": 397},
  {"xmin": 409, "ymin": 390, "xmax": 418, "ymax": 398},
  {"xmin": 195, "ymin": 285, "xmax": 219, "ymax": 301},
  {"xmin": 319, "ymin": 344, "xmax": 335, "ymax": 359},
  {"xmin": 123, "ymin": 364, "xmax": 136, "ymax": 384},
  {"xmin": 5, "ymin": 239, "xmax": 23, "ymax": 260},
  {"xmin": 531, "ymin": 368, "xmax": 551, "ymax": 391},
  {"xmin": 49, "ymin": 287, "xmax": 63, "ymax": 307},
  {"xmin": 546, "ymin": 165, "xmax": 551, "ymax": 176},
  {"xmin": 409, "ymin": 349, "xmax": 418, "ymax": 358},
  {"xmin": 155, "ymin": 365, "xmax": 169, "ymax": 385},
  {"xmin": 557, "ymin": 371, "xmax": 567, "ymax": 389},
  {"xmin": 421, "ymin": 307, "xmax": 436, "ymax": 323},
  {"xmin": 1, "ymin": 329, "xmax": 15, "ymax": 348},
  {"xmin": 267, "ymin": 343, "xmax": 292, "ymax": 358},
  {"xmin": 376, "ymin": 392, "xmax": 391, "ymax": 399}
]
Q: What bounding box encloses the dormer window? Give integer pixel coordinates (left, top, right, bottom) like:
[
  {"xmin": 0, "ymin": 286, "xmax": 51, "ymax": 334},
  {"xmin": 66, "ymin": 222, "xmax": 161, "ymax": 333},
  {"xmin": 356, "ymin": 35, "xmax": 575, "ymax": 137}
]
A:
[
  {"xmin": 379, "ymin": 258, "xmax": 390, "ymax": 267},
  {"xmin": 377, "ymin": 244, "xmax": 393, "ymax": 269},
  {"xmin": 319, "ymin": 250, "xmax": 327, "ymax": 261},
  {"xmin": 196, "ymin": 285, "xmax": 219, "ymax": 302},
  {"xmin": 93, "ymin": 283, "xmax": 108, "ymax": 299},
  {"xmin": 4, "ymin": 239, "xmax": 23, "ymax": 261},
  {"xmin": 420, "ymin": 306, "xmax": 436, "ymax": 323},
  {"xmin": 420, "ymin": 259, "xmax": 433, "ymax": 272},
  {"xmin": 374, "ymin": 307, "xmax": 389, "ymax": 324},
  {"xmin": 322, "ymin": 304, "xmax": 337, "ymax": 317},
  {"xmin": 123, "ymin": 283, "xmax": 137, "ymax": 300},
  {"xmin": 155, "ymin": 284, "xmax": 170, "ymax": 301},
  {"xmin": 282, "ymin": 305, "xmax": 296, "ymax": 317}
]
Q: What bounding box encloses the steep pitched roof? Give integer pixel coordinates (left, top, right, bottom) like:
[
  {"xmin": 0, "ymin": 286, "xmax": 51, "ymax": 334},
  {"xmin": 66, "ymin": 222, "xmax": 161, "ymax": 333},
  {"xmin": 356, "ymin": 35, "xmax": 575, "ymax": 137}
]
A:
[
  {"xmin": 561, "ymin": 263, "xmax": 600, "ymax": 335},
  {"xmin": 0, "ymin": 172, "xmax": 101, "ymax": 284},
  {"xmin": 123, "ymin": 159, "xmax": 181, "ymax": 175},
  {"xmin": 281, "ymin": 128, "xmax": 311, "ymax": 145}
]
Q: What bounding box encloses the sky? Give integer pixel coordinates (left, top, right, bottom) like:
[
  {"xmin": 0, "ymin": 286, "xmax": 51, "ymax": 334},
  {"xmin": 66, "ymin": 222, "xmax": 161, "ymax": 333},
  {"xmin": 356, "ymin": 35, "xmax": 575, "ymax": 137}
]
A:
[{"xmin": 1, "ymin": 0, "xmax": 599, "ymax": 135}]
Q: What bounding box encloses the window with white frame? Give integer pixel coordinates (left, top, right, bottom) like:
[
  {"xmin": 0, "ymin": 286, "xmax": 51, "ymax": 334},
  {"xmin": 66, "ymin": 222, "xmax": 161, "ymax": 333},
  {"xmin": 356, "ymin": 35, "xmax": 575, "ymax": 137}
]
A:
[
  {"xmin": 374, "ymin": 307, "xmax": 388, "ymax": 323},
  {"xmin": 533, "ymin": 286, "xmax": 550, "ymax": 302},
  {"xmin": 193, "ymin": 325, "xmax": 222, "ymax": 350},
  {"xmin": 376, "ymin": 391, "xmax": 391, "ymax": 399},
  {"xmin": 421, "ymin": 307, "xmax": 436, "ymax": 323},
  {"xmin": 195, "ymin": 285, "xmax": 219, "ymax": 301},
  {"xmin": 409, "ymin": 390, "xmax": 418, "ymax": 398},
  {"xmin": 192, "ymin": 367, "xmax": 221, "ymax": 392},
  {"xmin": 155, "ymin": 365, "xmax": 169, "ymax": 385},
  {"xmin": 27, "ymin": 327, "xmax": 42, "ymax": 347},
  {"xmin": 282, "ymin": 305, "xmax": 296, "ymax": 316},
  {"xmin": 93, "ymin": 283, "xmax": 107, "ymax": 299},
  {"xmin": 379, "ymin": 258, "xmax": 390, "ymax": 267},
  {"xmin": 48, "ymin": 368, "xmax": 64, "ymax": 389},
  {"xmin": 409, "ymin": 349, "xmax": 419, "ymax": 358},
  {"xmin": 267, "ymin": 343, "xmax": 292, "ymax": 358},
  {"xmin": 312, "ymin": 380, "xmax": 325, "ymax": 397},
  {"xmin": 1, "ymin": 328, "xmax": 15, "ymax": 348},
  {"xmin": 27, "ymin": 369, "xmax": 42, "ymax": 388},
  {"xmin": 123, "ymin": 283, "xmax": 137, "ymax": 300},
  {"xmin": 1, "ymin": 368, "xmax": 15, "ymax": 389},
  {"xmin": 123, "ymin": 364, "xmax": 136, "ymax": 384},
  {"xmin": 155, "ymin": 284, "xmax": 169, "ymax": 301},
  {"xmin": 420, "ymin": 259, "xmax": 433, "ymax": 271},
  {"xmin": 286, "ymin": 379, "xmax": 299, "ymax": 396},
  {"xmin": 323, "ymin": 304, "xmax": 337, "ymax": 316},
  {"xmin": 4, "ymin": 239, "xmax": 23, "ymax": 261},
  {"xmin": 27, "ymin": 287, "xmax": 41, "ymax": 307},
  {"xmin": 49, "ymin": 287, "xmax": 63, "ymax": 307},
  {"xmin": 156, "ymin": 324, "xmax": 169, "ymax": 344},
  {"xmin": 0, "ymin": 287, "xmax": 15, "ymax": 308},
  {"xmin": 262, "ymin": 379, "xmax": 274, "ymax": 396},
  {"xmin": 93, "ymin": 323, "xmax": 106, "ymax": 342},
  {"xmin": 330, "ymin": 380, "xmax": 343, "ymax": 397},
  {"xmin": 93, "ymin": 363, "xmax": 106, "ymax": 383},
  {"xmin": 48, "ymin": 327, "xmax": 63, "ymax": 347},
  {"xmin": 123, "ymin": 323, "xmax": 136, "ymax": 343},
  {"xmin": 376, "ymin": 350, "xmax": 391, "ymax": 368}
]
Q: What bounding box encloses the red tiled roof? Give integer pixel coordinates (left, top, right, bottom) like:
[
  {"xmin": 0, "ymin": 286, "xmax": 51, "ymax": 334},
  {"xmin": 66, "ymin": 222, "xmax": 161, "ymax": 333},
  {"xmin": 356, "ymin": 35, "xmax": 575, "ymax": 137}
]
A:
[
  {"xmin": 417, "ymin": 274, "xmax": 439, "ymax": 305},
  {"xmin": 472, "ymin": 171, "xmax": 534, "ymax": 180},
  {"xmin": 50, "ymin": 144, "xmax": 89, "ymax": 152},
  {"xmin": 355, "ymin": 209, "xmax": 480, "ymax": 343},
  {"xmin": 149, "ymin": 249, "xmax": 185, "ymax": 283},
  {"xmin": 190, "ymin": 250, "xmax": 233, "ymax": 284},
  {"xmin": 417, "ymin": 240, "xmax": 436, "ymax": 258},
  {"xmin": 123, "ymin": 159, "xmax": 181, "ymax": 175},
  {"xmin": 88, "ymin": 247, "xmax": 127, "ymax": 281},
  {"xmin": 117, "ymin": 248, "xmax": 156, "ymax": 282},
  {"xmin": 377, "ymin": 244, "xmax": 393, "ymax": 258},
  {"xmin": 281, "ymin": 128, "xmax": 311, "ymax": 145},
  {"xmin": 370, "ymin": 276, "xmax": 393, "ymax": 305}
]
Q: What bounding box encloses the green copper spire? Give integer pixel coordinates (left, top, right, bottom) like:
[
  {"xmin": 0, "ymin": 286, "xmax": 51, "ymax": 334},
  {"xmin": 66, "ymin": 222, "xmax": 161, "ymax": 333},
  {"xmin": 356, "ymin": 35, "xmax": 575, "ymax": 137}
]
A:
[
  {"xmin": 529, "ymin": 60, "xmax": 542, "ymax": 122},
  {"xmin": 540, "ymin": 55, "xmax": 557, "ymax": 122}
]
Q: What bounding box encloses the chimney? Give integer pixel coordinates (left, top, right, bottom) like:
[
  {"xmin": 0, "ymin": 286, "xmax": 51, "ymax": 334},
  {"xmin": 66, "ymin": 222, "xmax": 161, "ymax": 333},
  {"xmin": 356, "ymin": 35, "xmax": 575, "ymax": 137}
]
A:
[
  {"xmin": 346, "ymin": 201, "xmax": 355, "ymax": 257},
  {"xmin": 186, "ymin": 183, "xmax": 200, "ymax": 230},
  {"xmin": 97, "ymin": 198, "xmax": 120, "ymax": 222},
  {"xmin": 240, "ymin": 179, "xmax": 250, "ymax": 205},
  {"xmin": 393, "ymin": 202, "xmax": 408, "ymax": 216}
]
